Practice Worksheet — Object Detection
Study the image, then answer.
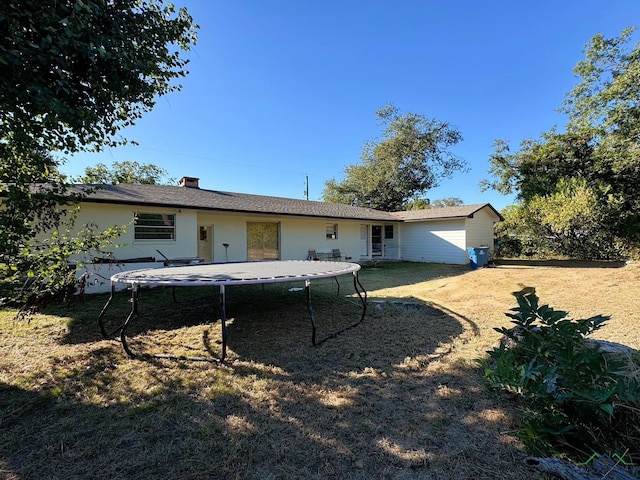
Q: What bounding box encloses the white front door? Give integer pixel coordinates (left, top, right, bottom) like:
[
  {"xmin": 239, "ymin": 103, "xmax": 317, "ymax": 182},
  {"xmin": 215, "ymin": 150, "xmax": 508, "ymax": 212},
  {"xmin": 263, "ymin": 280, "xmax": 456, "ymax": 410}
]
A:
[
  {"xmin": 360, "ymin": 225, "xmax": 369, "ymax": 256},
  {"xmin": 197, "ymin": 225, "xmax": 213, "ymax": 262}
]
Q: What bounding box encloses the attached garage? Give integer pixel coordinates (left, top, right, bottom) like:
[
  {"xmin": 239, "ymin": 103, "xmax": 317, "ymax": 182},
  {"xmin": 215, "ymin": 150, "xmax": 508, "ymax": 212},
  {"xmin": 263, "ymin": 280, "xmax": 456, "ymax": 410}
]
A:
[{"xmin": 394, "ymin": 204, "xmax": 503, "ymax": 265}]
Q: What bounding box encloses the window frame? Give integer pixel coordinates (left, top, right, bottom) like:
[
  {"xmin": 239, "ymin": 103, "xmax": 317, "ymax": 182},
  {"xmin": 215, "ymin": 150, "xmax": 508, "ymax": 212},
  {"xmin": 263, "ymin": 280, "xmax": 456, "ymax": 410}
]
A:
[
  {"xmin": 326, "ymin": 223, "xmax": 338, "ymax": 240},
  {"xmin": 246, "ymin": 221, "xmax": 280, "ymax": 260},
  {"xmin": 133, "ymin": 212, "xmax": 177, "ymax": 241}
]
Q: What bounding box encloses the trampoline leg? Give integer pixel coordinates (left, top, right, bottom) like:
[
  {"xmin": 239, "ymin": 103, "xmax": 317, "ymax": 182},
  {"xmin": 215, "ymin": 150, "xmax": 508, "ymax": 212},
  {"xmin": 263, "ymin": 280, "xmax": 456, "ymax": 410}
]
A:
[
  {"xmin": 97, "ymin": 283, "xmax": 116, "ymax": 337},
  {"xmin": 219, "ymin": 285, "xmax": 227, "ymax": 362},
  {"xmin": 311, "ymin": 271, "xmax": 368, "ymax": 347},
  {"xmin": 120, "ymin": 285, "xmax": 140, "ymax": 358},
  {"xmin": 353, "ymin": 271, "xmax": 368, "ymax": 321},
  {"xmin": 306, "ymin": 279, "xmax": 317, "ymax": 346}
]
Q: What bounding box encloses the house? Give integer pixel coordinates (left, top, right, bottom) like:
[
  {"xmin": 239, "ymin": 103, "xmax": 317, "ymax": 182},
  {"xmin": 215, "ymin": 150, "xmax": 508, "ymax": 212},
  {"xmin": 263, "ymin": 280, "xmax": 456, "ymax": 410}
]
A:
[{"xmin": 71, "ymin": 177, "xmax": 502, "ymax": 292}]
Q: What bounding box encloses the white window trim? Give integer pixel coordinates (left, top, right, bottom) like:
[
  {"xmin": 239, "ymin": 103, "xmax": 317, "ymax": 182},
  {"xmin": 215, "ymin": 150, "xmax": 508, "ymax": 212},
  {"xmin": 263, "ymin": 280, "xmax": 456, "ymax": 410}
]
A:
[
  {"xmin": 133, "ymin": 212, "xmax": 177, "ymax": 241},
  {"xmin": 326, "ymin": 223, "xmax": 338, "ymax": 240}
]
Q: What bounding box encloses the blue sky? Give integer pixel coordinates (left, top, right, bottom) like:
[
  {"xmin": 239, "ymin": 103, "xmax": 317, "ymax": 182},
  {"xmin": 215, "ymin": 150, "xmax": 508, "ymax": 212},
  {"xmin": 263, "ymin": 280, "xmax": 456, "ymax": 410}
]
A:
[{"xmin": 62, "ymin": 0, "xmax": 640, "ymax": 211}]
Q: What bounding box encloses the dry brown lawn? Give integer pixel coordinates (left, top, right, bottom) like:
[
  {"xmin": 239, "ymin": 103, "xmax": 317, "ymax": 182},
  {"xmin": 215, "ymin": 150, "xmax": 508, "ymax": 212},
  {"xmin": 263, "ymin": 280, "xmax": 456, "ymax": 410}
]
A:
[{"xmin": 1, "ymin": 260, "xmax": 638, "ymax": 479}]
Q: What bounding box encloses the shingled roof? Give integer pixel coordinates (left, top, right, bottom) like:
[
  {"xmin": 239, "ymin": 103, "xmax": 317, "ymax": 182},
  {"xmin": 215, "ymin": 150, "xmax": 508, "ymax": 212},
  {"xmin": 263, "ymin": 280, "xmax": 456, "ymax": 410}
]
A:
[
  {"xmin": 391, "ymin": 203, "xmax": 504, "ymax": 222},
  {"xmin": 78, "ymin": 183, "xmax": 399, "ymax": 222}
]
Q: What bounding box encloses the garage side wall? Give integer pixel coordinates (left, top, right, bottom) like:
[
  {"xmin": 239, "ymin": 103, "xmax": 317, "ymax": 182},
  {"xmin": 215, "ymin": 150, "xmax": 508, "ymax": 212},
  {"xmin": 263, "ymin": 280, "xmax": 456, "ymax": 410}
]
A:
[
  {"xmin": 399, "ymin": 220, "xmax": 467, "ymax": 264},
  {"xmin": 465, "ymin": 208, "xmax": 498, "ymax": 256}
]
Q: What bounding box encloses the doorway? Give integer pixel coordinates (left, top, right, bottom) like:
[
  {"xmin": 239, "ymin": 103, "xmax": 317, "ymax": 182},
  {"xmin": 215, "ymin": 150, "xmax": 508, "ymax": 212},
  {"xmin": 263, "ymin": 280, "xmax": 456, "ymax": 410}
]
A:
[
  {"xmin": 372, "ymin": 225, "xmax": 383, "ymax": 257},
  {"xmin": 197, "ymin": 225, "xmax": 213, "ymax": 262},
  {"xmin": 360, "ymin": 225, "xmax": 369, "ymax": 257}
]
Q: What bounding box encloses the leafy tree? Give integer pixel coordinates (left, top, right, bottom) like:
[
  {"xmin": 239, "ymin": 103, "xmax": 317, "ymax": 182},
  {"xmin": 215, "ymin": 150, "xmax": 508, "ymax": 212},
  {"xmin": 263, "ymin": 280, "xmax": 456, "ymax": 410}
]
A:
[
  {"xmin": 482, "ymin": 28, "xmax": 640, "ymax": 259},
  {"xmin": 493, "ymin": 205, "xmax": 528, "ymax": 258},
  {"xmin": 0, "ymin": 139, "xmax": 126, "ymax": 309},
  {"xmin": 1, "ymin": 0, "xmax": 197, "ymax": 153},
  {"xmin": 0, "ymin": 0, "xmax": 197, "ymax": 307},
  {"xmin": 527, "ymin": 178, "xmax": 623, "ymax": 259},
  {"xmin": 403, "ymin": 197, "xmax": 463, "ymax": 210},
  {"xmin": 323, "ymin": 104, "xmax": 466, "ymax": 211},
  {"xmin": 403, "ymin": 198, "xmax": 431, "ymax": 210},
  {"xmin": 430, "ymin": 197, "xmax": 464, "ymax": 208},
  {"xmin": 82, "ymin": 161, "xmax": 174, "ymax": 185},
  {"xmin": 563, "ymin": 27, "xmax": 640, "ymax": 138}
]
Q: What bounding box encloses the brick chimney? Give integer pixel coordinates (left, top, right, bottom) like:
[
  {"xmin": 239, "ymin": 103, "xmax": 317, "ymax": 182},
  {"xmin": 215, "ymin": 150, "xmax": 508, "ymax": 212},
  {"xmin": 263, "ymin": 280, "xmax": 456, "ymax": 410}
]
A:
[{"xmin": 179, "ymin": 176, "xmax": 200, "ymax": 188}]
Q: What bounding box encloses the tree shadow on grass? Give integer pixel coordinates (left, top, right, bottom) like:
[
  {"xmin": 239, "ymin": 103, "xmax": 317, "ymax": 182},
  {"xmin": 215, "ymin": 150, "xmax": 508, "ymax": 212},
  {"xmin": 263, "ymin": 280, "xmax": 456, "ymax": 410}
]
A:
[
  {"xmin": 1, "ymin": 292, "xmax": 550, "ymax": 480},
  {"xmin": 52, "ymin": 285, "xmax": 221, "ymax": 347},
  {"xmin": 53, "ymin": 261, "xmax": 470, "ymax": 350},
  {"xmin": 226, "ymin": 290, "xmax": 462, "ymax": 374}
]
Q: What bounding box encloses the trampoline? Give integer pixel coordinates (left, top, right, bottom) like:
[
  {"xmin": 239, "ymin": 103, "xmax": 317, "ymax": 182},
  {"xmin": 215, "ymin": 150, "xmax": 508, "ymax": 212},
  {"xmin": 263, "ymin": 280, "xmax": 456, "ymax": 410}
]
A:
[{"xmin": 97, "ymin": 260, "xmax": 367, "ymax": 362}]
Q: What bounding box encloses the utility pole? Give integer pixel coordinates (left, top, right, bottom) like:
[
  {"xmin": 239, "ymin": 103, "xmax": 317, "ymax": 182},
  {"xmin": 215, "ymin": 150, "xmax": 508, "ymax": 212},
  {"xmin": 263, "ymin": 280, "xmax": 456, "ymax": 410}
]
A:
[{"xmin": 304, "ymin": 175, "xmax": 309, "ymax": 200}]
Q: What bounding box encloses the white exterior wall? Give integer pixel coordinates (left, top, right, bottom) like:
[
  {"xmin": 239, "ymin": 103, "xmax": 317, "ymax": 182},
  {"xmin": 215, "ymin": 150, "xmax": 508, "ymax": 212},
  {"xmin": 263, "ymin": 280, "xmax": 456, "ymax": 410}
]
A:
[
  {"xmin": 196, "ymin": 212, "xmax": 364, "ymax": 262},
  {"xmin": 280, "ymin": 217, "xmax": 361, "ymax": 261},
  {"xmin": 399, "ymin": 219, "xmax": 467, "ymax": 264},
  {"xmin": 465, "ymin": 208, "xmax": 498, "ymax": 256},
  {"xmin": 73, "ymin": 203, "xmax": 199, "ymax": 261},
  {"xmin": 73, "ymin": 202, "xmax": 500, "ymax": 273},
  {"xmin": 81, "ymin": 261, "xmax": 165, "ymax": 294},
  {"xmin": 73, "ymin": 203, "xmax": 198, "ymax": 293},
  {"xmin": 196, "ymin": 211, "xmax": 250, "ymax": 262},
  {"xmin": 76, "ymin": 203, "xmax": 369, "ymax": 264}
]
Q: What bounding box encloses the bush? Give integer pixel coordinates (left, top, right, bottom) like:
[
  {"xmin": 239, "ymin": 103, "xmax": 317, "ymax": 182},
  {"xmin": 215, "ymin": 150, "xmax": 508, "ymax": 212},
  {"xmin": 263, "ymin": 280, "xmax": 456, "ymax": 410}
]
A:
[{"xmin": 478, "ymin": 288, "xmax": 640, "ymax": 459}]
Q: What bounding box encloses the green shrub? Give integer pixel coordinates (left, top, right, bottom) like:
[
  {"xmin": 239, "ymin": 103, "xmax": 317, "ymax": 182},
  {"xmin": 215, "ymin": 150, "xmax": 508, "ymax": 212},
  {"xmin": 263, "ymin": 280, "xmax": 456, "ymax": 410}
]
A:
[{"xmin": 479, "ymin": 287, "xmax": 640, "ymax": 458}]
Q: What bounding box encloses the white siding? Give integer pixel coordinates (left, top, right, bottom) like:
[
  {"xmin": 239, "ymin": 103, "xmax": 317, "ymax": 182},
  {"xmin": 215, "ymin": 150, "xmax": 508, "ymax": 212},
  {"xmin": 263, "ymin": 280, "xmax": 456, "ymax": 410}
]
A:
[
  {"xmin": 74, "ymin": 203, "xmax": 198, "ymax": 261},
  {"xmin": 281, "ymin": 218, "xmax": 362, "ymax": 262},
  {"xmin": 399, "ymin": 219, "xmax": 467, "ymax": 264},
  {"xmin": 465, "ymin": 208, "xmax": 498, "ymax": 256},
  {"xmin": 73, "ymin": 201, "xmax": 498, "ymax": 268},
  {"xmin": 75, "ymin": 203, "xmax": 370, "ymax": 264}
]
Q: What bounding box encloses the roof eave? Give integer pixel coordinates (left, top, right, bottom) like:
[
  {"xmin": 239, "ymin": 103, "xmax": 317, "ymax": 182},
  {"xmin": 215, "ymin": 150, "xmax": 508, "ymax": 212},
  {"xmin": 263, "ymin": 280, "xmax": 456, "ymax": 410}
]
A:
[
  {"xmin": 81, "ymin": 197, "xmax": 398, "ymax": 222},
  {"xmin": 395, "ymin": 203, "xmax": 505, "ymax": 222}
]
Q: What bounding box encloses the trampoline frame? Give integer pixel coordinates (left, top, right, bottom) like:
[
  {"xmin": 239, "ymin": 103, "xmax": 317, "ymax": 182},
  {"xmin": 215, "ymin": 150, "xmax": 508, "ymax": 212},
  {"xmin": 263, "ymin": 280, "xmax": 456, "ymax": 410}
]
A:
[{"xmin": 97, "ymin": 260, "xmax": 367, "ymax": 362}]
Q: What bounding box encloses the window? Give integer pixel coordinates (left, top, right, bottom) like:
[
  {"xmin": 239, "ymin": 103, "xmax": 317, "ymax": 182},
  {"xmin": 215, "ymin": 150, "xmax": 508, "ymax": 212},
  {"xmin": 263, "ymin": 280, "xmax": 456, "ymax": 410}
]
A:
[
  {"xmin": 326, "ymin": 223, "xmax": 338, "ymax": 240},
  {"xmin": 384, "ymin": 225, "xmax": 394, "ymax": 239},
  {"xmin": 247, "ymin": 222, "xmax": 280, "ymax": 260},
  {"xmin": 134, "ymin": 212, "xmax": 176, "ymax": 240}
]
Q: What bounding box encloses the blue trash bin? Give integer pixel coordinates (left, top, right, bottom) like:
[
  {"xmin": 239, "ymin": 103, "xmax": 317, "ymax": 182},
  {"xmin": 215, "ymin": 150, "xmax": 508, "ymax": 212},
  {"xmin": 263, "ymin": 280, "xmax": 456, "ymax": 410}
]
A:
[
  {"xmin": 467, "ymin": 247, "xmax": 490, "ymax": 270},
  {"xmin": 467, "ymin": 248, "xmax": 479, "ymax": 270}
]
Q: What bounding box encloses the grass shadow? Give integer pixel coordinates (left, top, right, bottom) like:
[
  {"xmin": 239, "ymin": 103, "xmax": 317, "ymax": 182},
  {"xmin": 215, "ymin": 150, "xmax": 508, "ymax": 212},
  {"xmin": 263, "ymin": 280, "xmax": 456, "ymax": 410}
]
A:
[
  {"xmin": 227, "ymin": 289, "xmax": 465, "ymax": 374},
  {"xmin": 1, "ymin": 313, "xmax": 544, "ymax": 480},
  {"xmin": 47, "ymin": 262, "xmax": 470, "ymax": 351}
]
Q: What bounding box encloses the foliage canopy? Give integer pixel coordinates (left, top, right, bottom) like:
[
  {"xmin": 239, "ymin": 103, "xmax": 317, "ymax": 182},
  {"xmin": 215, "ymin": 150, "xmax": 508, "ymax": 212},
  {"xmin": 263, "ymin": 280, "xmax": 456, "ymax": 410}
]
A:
[
  {"xmin": 0, "ymin": 0, "xmax": 197, "ymax": 154},
  {"xmin": 82, "ymin": 161, "xmax": 174, "ymax": 185},
  {"xmin": 323, "ymin": 104, "xmax": 466, "ymax": 211},
  {"xmin": 483, "ymin": 28, "xmax": 640, "ymax": 259}
]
